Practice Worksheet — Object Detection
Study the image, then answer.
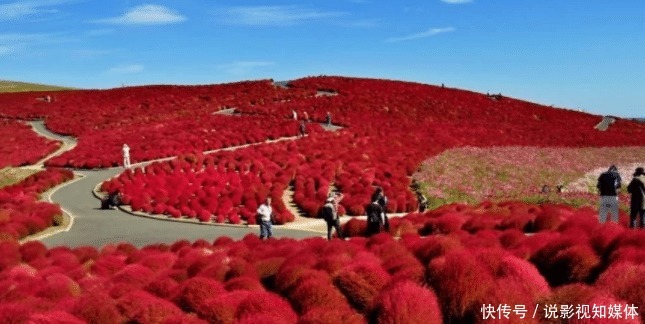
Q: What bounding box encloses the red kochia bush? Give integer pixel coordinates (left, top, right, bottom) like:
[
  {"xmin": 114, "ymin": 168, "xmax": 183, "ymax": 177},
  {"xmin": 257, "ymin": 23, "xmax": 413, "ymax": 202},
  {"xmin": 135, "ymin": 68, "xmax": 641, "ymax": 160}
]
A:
[
  {"xmin": 194, "ymin": 290, "xmax": 250, "ymax": 323},
  {"xmin": 411, "ymin": 234, "xmax": 463, "ymax": 264},
  {"xmin": 333, "ymin": 262, "xmax": 391, "ymax": 312},
  {"xmin": 117, "ymin": 290, "xmax": 183, "ymax": 323},
  {"xmin": 371, "ymin": 280, "xmax": 442, "ymax": 324},
  {"xmin": 530, "ymin": 240, "xmax": 601, "ymax": 287},
  {"xmin": 70, "ymin": 291, "xmax": 124, "ymax": 324},
  {"xmin": 596, "ymin": 262, "xmax": 645, "ymax": 317},
  {"xmin": 0, "ymin": 241, "xmax": 21, "ymax": 270},
  {"xmin": 427, "ymin": 250, "xmax": 495, "ymax": 323},
  {"xmin": 235, "ymin": 291, "xmax": 298, "ymax": 324},
  {"xmin": 28, "ymin": 311, "xmax": 85, "ymax": 324},
  {"xmin": 288, "ymin": 277, "xmax": 350, "ymax": 314},
  {"xmin": 175, "ymin": 276, "xmax": 225, "ymax": 312},
  {"xmin": 299, "ymin": 307, "xmax": 366, "ymax": 324},
  {"xmin": 497, "ymin": 255, "xmax": 550, "ymax": 300}
]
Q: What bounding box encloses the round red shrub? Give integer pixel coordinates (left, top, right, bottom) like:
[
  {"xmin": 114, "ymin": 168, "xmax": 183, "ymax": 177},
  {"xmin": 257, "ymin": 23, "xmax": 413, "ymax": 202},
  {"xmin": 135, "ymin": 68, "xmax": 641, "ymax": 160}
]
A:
[
  {"xmin": 531, "ymin": 243, "xmax": 600, "ymax": 287},
  {"xmin": 427, "ymin": 250, "xmax": 495, "ymax": 323},
  {"xmin": 235, "ymin": 291, "xmax": 297, "ymax": 323},
  {"xmin": 71, "ymin": 291, "xmax": 124, "ymax": 324},
  {"xmin": 194, "ymin": 290, "xmax": 250, "ymax": 323},
  {"xmin": 596, "ymin": 262, "xmax": 645, "ymax": 317},
  {"xmin": 289, "ymin": 277, "xmax": 349, "ymax": 314},
  {"xmin": 117, "ymin": 290, "xmax": 183, "ymax": 323},
  {"xmin": 175, "ymin": 276, "xmax": 225, "ymax": 312},
  {"xmin": 0, "ymin": 241, "xmax": 21, "ymax": 271},
  {"xmin": 225, "ymin": 276, "xmax": 265, "ymax": 292},
  {"xmin": 28, "ymin": 311, "xmax": 85, "ymax": 324},
  {"xmin": 299, "ymin": 307, "xmax": 365, "ymax": 324},
  {"xmin": 342, "ymin": 218, "xmax": 367, "ymax": 237},
  {"xmin": 20, "ymin": 240, "xmax": 48, "ymax": 263},
  {"xmin": 411, "ymin": 235, "xmax": 463, "ymax": 264},
  {"xmin": 371, "ymin": 280, "xmax": 443, "ymax": 324},
  {"xmin": 333, "ymin": 262, "xmax": 390, "ymax": 312}
]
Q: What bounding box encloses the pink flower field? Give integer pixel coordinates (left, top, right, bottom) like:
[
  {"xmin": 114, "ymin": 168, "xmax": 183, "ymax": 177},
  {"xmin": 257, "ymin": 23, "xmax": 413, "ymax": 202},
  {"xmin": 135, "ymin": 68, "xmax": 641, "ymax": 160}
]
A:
[{"xmin": 414, "ymin": 146, "xmax": 645, "ymax": 209}]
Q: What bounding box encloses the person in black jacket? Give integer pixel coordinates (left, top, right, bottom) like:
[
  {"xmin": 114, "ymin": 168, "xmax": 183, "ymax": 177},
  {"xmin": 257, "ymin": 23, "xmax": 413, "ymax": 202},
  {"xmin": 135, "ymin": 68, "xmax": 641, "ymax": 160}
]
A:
[
  {"xmin": 371, "ymin": 187, "xmax": 389, "ymax": 231},
  {"xmin": 365, "ymin": 199, "xmax": 384, "ymax": 236},
  {"xmin": 597, "ymin": 165, "xmax": 622, "ymax": 224},
  {"xmin": 627, "ymin": 167, "xmax": 645, "ymax": 229}
]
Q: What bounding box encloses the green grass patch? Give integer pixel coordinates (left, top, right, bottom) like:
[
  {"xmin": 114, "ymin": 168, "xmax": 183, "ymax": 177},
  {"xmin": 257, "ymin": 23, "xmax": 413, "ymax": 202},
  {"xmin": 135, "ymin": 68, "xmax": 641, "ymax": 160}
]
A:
[{"xmin": 0, "ymin": 80, "xmax": 74, "ymax": 93}]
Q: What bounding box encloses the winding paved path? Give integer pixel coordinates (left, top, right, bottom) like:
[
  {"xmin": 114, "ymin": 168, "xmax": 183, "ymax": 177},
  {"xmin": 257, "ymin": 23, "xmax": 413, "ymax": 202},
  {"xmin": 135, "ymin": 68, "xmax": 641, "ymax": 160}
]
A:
[
  {"xmin": 24, "ymin": 122, "xmax": 320, "ymax": 248},
  {"xmin": 41, "ymin": 169, "xmax": 315, "ymax": 248},
  {"xmin": 25, "ymin": 118, "xmax": 403, "ymax": 248}
]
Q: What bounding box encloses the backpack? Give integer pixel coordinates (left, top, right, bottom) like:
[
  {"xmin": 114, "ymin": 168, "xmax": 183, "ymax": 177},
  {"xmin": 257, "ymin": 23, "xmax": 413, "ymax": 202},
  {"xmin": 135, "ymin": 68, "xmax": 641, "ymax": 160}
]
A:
[
  {"xmin": 366, "ymin": 203, "xmax": 382, "ymax": 223},
  {"xmin": 319, "ymin": 204, "xmax": 335, "ymax": 222}
]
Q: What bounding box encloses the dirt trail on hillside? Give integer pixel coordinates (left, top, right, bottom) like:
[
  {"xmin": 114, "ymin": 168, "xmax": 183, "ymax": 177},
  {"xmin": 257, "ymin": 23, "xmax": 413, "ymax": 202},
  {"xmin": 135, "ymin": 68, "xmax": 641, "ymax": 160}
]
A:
[{"xmin": 565, "ymin": 162, "xmax": 645, "ymax": 193}]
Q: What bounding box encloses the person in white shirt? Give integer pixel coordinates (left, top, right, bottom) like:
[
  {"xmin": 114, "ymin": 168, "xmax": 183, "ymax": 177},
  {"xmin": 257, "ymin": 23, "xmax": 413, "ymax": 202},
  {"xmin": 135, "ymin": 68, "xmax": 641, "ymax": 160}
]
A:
[
  {"xmin": 256, "ymin": 197, "xmax": 273, "ymax": 239},
  {"xmin": 292, "ymin": 110, "xmax": 298, "ymax": 121},
  {"xmin": 122, "ymin": 144, "xmax": 131, "ymax": 168}
]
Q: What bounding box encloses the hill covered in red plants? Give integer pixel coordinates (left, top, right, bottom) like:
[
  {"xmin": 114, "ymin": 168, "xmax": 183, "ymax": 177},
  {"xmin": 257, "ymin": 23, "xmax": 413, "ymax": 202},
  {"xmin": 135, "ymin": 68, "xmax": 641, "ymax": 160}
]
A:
[
  {"xmin": 1, "ymin": 76, "xmax": 644, "ymax": 224},
  {"xmin": 95, "ymin": 76, "xmax": 644, "ymax": 223}
]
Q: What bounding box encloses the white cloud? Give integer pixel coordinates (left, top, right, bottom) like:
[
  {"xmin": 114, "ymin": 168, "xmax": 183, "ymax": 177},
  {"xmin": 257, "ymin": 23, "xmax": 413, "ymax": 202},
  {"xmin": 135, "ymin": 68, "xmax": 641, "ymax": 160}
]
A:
[
  {"xmin": 95, "ymin": 5, "xmax": 186, "ymax": 25},
  {"xmin": 440, "ymin": 0, "xmax": 473, "ymax": 3},
  {"xmin": 0, "ymin": 0, "xmax": 68, "ymax": 21},
  {"xmin": 218, "ymin": 6, "xmax": 346, "ymax": 26},
  {"xmin": 216, "ymin": 61, "xmax": 274, "ymax": 75},
  {"xmin": 106, "ymin": 64, "xmax": 144, "ymax": 74},
  {"xmin": 0, "ymin": 45, "xmax": 19, "ymax": 55},
  {"xmin": 386, "ymin": 27, "xmax": 455, "ymax": 42}
]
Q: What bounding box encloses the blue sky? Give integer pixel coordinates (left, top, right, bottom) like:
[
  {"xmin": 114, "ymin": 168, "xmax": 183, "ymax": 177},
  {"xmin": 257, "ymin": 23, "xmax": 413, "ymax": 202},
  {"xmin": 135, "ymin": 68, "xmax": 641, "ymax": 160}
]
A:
[{"xmin": 1, "ymin": 0, "xmax": 644, "ymax": 117}]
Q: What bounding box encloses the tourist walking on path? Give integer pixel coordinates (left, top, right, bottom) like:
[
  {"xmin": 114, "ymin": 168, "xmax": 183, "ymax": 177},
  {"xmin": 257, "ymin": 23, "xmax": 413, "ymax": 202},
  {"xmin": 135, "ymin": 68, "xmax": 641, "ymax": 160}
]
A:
[
  {"xmin": 371, "ymin": 187, "xmax": 390, "ymax": 231},
  {"xmin": 299, "ymin": 121, "xmax": 306, "ymax": 137},
  {"xmin": 257, "ymin": 197, "xmax": 273, "ymax": 239},
  {"xmin": 326, "ymin": 112, "xmax": 332, "ymax": 126},
  {"xmin": 627, "ymin": 167, "xmax": 645, "ymax": 229},
  {"xmin": 597, "ymin": 165, "xmax": 622, "ymax": 224},
  {"xmin": 122, "ymin": 144, "xmax": 131, "ymax": 169},
  {"xmin": 417, "ymin": 191, "xmax": 428, "ymax": 213},
  {"xmin": 303, "ymin": 111, "xmax": 309, "ymax": 122},
  {"xmin": 292, "ymin": 110, "xmax": 298, "ymax": 121},
  {"xmin": 321, "ymin": 193, "xmax": 344, "ymax": 240},
  {"xmin": 366, "ymin": 199, "xmax": 384, "ymax": 236},
  {"xmin": 412, "ymin": 180, "xmax": 428, "ymax": 213}
]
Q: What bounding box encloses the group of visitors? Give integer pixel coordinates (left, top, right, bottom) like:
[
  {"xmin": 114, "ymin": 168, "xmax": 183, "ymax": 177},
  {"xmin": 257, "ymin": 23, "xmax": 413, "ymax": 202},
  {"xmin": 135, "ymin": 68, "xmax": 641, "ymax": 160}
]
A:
[
  {"xmin": 291, "ymin": 110, "xmax": 334, "ymax": 137},
  {"xmin": 318, "ymin": 186, "xmax": 393, "ymax": 240},
  {"xmin": 597, "ymin": 165, "xmax": 645, "ymax": 229},
  {"xmin": 256, "ymin": 186, "xmax": 400, "ymax": 240}
]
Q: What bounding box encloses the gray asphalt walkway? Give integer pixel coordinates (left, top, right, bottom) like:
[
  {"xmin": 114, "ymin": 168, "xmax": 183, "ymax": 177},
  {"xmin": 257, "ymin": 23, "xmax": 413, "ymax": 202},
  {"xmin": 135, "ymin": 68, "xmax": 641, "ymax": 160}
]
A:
[
  {"xmin": 40, "ymin": 169, "xmax": 316, "ymax": 248},
  {"xmin": 25, "ymin": 121, "xmax": 321, "ymax": 248}
]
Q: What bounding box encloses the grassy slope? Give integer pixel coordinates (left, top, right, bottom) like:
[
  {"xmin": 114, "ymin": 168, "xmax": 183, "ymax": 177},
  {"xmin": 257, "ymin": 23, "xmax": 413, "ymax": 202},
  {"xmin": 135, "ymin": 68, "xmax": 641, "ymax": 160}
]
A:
[
  {"xmin": 0, "ymin": 80, "xmax": 74, "ymax": 93},
  {"xmin": 414, "ymin": 146, "xmax": 645, "ymax": 209},
  {"xmin": 0, "ymin": 167, "xmax": 39, "ymax": 189}
]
